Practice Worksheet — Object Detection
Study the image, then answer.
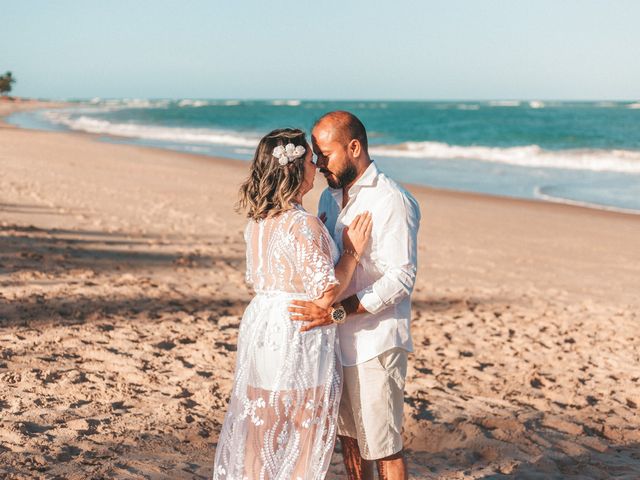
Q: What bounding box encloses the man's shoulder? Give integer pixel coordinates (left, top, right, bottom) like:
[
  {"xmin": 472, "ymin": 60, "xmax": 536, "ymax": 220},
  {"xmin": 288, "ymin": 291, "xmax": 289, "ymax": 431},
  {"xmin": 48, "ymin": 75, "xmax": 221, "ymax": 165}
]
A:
[{"xmin": 374, "ymin": 171, "xmax": 419, "ymax": 208}]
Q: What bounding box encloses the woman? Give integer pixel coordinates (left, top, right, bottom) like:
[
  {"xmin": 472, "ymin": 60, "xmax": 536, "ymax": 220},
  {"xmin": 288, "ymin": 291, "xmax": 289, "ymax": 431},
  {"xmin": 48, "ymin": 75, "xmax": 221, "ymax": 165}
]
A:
[{"xmin": 213, "ymin": 128, "xmax": 371, "ymax": 479}]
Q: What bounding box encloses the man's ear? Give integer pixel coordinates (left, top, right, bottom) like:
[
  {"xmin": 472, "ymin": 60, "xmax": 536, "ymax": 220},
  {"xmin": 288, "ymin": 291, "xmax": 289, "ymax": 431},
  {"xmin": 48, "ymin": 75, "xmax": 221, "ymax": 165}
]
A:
[{"xmin": 349, "ymin": 139, "xmax": 361, "ymax": 158}]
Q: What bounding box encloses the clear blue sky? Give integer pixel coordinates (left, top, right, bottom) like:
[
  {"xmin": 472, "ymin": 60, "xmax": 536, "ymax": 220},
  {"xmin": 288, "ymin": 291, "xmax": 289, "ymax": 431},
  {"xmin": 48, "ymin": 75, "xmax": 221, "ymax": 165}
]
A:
[{"xmin": 2, "ymin": 0, "xmax": 639, "ymax": 100}]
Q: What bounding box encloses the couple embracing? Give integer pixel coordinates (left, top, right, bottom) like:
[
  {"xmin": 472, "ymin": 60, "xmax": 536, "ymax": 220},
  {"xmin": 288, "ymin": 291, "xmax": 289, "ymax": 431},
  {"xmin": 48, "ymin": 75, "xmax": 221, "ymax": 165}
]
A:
[{"xmin": 213, "ymin": 111, "xmax": 420, "ymax": 480}]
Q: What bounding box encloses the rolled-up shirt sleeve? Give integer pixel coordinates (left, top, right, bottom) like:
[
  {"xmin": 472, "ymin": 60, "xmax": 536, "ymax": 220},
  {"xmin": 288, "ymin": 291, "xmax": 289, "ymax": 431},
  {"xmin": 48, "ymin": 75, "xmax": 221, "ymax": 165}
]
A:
[{"xmin": 356, "ymin": 191, "xmax": 420, "ymax": 314}]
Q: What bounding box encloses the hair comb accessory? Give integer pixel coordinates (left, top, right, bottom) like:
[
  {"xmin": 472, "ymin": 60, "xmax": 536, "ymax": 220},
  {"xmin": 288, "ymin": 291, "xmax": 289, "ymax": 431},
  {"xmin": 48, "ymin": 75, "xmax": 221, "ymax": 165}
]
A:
[{"xmin": 272, "ymin": 143, "xmax": 306, "ymax": 166}]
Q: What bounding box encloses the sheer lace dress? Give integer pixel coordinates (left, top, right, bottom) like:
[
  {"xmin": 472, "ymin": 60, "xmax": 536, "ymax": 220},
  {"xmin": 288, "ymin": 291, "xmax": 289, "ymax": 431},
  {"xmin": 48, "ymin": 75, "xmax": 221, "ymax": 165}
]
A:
[{"xmin": 213, "ymin": 205, "xmax": 341, "ymax": 480}]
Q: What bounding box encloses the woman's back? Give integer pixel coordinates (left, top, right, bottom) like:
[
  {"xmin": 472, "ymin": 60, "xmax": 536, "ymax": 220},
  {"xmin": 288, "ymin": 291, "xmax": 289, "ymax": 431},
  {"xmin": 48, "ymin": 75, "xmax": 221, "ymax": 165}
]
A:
[
  {"xmin": 244, "ymin": 205, "xmax": 339, "ymax": 299},
  {"xmin": 214, "ymin": 129, "xmax": 349, "ymax": 480},
  {"xmin": 215, "ymin": 205, "xmax": 342, "ymax": 479}
]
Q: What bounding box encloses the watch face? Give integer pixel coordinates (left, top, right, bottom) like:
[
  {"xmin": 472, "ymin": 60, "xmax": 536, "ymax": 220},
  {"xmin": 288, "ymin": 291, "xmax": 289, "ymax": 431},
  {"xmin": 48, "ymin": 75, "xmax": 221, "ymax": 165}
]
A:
[{"xmin": 332, "ymin": 306, "xmax": 346, "ymax": 324}]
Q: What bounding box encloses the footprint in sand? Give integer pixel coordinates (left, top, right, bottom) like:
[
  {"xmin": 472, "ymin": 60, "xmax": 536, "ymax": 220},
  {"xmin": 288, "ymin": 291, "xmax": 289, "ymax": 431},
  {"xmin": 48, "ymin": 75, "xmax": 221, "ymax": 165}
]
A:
[
  {"xmin": 154, "ymin": 340, "xmax": 176, "ymax": 350},
  {"xmin": 19, "ymin": 421, "xmax": 52, "ymax": 437}
]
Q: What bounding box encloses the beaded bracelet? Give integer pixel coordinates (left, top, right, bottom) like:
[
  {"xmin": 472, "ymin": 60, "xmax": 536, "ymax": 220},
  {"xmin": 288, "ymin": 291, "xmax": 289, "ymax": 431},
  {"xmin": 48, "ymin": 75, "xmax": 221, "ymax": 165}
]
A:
[{"xmin": 344, "ymin": 249, "xmax": 361, "ymax": 263}]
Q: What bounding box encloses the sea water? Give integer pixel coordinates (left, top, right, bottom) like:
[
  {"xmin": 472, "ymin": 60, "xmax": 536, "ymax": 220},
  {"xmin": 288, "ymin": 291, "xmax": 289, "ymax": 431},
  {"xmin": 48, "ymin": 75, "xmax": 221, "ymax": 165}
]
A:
[{"xmin": 7, "ymin": 99, "xmax": 640, "ymax": 213}]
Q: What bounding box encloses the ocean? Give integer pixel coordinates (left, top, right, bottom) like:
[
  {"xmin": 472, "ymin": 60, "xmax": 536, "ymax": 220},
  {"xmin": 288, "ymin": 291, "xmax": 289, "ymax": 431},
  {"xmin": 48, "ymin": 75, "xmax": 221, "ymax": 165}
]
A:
[{"xmin": 7, "ymin": 99, "xmax": 640, "ymax": 213}]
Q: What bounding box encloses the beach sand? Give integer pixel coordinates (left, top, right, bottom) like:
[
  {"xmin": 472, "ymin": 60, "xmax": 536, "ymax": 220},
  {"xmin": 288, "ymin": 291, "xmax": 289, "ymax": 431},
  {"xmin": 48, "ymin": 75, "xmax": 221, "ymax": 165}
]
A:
[{"xmin": 1, "ymin": 100, "xmax": 639, "ymax": 479}]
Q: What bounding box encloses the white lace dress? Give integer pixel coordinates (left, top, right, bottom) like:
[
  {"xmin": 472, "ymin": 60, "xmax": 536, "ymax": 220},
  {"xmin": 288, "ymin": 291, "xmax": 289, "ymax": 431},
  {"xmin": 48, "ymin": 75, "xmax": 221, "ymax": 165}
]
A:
[{"xmin": 213, "ymin": 205, "xmax": 341, "ymax": 480}]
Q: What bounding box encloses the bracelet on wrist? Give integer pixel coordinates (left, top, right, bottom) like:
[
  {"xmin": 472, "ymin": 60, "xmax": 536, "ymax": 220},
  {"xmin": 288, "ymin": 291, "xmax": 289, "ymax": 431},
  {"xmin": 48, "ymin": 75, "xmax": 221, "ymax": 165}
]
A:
[{"xmin": 344, "ymin": 249, "xmax": 360, "ymax": 263}]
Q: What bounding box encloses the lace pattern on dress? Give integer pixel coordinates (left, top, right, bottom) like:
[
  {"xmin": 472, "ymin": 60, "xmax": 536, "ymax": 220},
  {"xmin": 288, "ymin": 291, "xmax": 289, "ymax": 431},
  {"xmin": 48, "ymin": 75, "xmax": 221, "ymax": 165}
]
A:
[
  {"xmin": 244, "ymin": 206, "xmax": 339, "ymax": 299},
  {"xmin": 213, "ymin": 205, "xmax": 341, "ymax": 480}
]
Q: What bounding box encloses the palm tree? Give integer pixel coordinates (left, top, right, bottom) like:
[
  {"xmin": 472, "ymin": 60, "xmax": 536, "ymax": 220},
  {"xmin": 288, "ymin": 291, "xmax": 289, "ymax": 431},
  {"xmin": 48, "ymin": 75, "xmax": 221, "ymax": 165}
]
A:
[{"xmin": 0, "ymin": 71, "xmax": 16, "ymax": 96}]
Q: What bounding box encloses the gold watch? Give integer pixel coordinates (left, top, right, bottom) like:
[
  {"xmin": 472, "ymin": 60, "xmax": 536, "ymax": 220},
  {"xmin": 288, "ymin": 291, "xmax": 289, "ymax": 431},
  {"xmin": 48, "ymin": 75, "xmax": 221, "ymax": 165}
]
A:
[{"xmin": 329, "ymin": 304, "xmax": 347, "ymax": 324}]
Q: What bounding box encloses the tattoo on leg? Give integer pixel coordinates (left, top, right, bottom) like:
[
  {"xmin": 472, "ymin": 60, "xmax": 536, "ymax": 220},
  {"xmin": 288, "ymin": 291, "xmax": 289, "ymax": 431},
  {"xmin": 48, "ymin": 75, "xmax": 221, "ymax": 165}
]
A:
[
  {"xmin": 341, "ymin": 436, "xmax": 364, "ymax": 480},
  {"xmin": 340, "ymin": 436, "xmax": 375, "ymax": 480},
  {"xmin": 376, "ymin": 451, "xmax": 407, "ymax": 480}
]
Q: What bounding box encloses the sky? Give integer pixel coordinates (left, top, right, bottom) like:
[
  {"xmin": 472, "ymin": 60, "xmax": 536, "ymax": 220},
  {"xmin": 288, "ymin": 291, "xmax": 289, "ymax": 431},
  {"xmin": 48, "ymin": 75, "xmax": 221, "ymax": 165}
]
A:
[{"xmin": 2, "ymin": 0, "xmax": 639, "ymax": 100}]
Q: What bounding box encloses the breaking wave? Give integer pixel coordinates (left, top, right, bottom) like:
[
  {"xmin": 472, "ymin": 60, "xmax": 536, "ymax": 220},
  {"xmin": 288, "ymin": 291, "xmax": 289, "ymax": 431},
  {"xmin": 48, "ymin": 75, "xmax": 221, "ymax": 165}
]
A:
[
  {"xmin": 370, "ymin": 141, "xmax": 640, "ymax": 173},
  {"xmin": 44, "ymin": 110, "xmax": 259, "ymax": 147}
]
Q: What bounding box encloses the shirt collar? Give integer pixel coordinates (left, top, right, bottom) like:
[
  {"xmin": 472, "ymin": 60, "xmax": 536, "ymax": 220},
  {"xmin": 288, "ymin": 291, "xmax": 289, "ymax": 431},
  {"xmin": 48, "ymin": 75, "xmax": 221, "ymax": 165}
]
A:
[{"xmin": 329, "ymin": 161, "xmax": 379, "ymax": 201}]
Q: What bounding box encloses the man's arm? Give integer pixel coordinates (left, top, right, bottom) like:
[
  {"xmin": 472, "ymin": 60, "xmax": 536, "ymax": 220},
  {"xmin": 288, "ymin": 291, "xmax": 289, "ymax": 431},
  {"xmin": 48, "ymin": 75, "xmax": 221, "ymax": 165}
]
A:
[
  {"xmin": 354, "ymin": 190, "xmax": 420, "ymax": 314},
  {"xmin": 342, "ymin": 293, "xmax": 368, "ymax": 315},
  {"xmin": 286, "ymin": 293, "xmax": 365, "ymax": 331},
  {"xmin": 290, "ymin": 190, "xmax": 420, "ymax": 329}
]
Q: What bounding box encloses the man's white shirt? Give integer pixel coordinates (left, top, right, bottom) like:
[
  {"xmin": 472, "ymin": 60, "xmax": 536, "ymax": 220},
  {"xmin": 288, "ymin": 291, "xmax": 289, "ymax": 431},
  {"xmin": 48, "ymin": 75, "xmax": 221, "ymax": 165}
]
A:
[{"xmin": 319, "ymin": 162, "xmax": 421, "ymax": 366}]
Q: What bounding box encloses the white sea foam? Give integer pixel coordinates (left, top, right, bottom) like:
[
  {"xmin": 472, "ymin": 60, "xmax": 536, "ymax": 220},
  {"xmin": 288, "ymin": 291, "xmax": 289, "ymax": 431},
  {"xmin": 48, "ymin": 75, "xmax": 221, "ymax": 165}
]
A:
[
  {"xmin": 271, "ymin": 99, "xmax": 301, "ymax": 106},
  {"xmin": 182, "ymin": 145, "xmax": 211, "ymax": 153},
  {"xmin": 233, "ymin": 148, "xmax": 257, "ymax": 155},
  {"xmin": 457, "ymin": 104, "xmax": 480, "ymax": 110},
  {"xmin": 529, "ymin": 101, "xmax": 545, "ymax": 109},
  {"xmin": 178, "ymin": 99, "xmax": 209, "ymax": 107},
  {"xmin": 42, "ymin": 109, "xmax": 640, "ymax": 174},
  {"xmin": 370, "ymin": 141, "xmax": 640, "ymax": 173},
  {"xmin": 596, "ymin": 101, "xmax": 617, "ymax": 108},
  {"xmin": 534, "ymin": 186, "xmax": 640, "ymax": 215},
  {"xmin": 86, "ymin": 98, "xmax": 170, "ymax": 109},
  {"xmin": 488, "ymin": 100, "xmax": 521, "ymax": 107},
  {"xmin": 44, "ymin": 111, "xmax": 259, "ymax": 147}
]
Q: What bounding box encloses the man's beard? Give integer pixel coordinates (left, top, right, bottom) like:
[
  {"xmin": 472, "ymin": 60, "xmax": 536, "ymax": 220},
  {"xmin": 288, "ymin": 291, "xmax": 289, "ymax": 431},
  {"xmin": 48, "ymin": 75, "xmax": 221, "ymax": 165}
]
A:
[{"xmin": 326, "ymin": 164, "xmax": 357, "ymax": 189}]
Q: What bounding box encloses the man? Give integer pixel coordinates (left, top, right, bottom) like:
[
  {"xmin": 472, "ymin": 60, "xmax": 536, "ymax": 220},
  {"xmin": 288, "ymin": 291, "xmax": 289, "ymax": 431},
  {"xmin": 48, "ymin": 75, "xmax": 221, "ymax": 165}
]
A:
[{"xmin": 289, "ymin": 111, "xmax": 420, "ymax": 480}]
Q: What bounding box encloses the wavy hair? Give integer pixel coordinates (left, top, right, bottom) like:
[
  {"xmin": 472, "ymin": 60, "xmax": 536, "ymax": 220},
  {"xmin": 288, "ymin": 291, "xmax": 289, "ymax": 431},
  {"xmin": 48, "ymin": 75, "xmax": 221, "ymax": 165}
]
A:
[{"xmin": 237, "ymin": 128, "xmax": 308, "ymax": 221}]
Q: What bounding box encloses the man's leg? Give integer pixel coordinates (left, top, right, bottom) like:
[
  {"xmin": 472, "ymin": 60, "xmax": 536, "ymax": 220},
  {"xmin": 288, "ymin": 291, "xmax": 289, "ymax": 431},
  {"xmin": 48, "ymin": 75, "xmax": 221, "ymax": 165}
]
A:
[
  {"xmin": 340, "ymin": 435, "xmax": 374, "ymax": 480},
  {"xmin": 339, "ymin": 348, "xmax": 408, "ymax": 480},
  {"xmin": 376, "ymin": 450, "xmax": 408, "ymax": 480},
  {"xmin": 359, "ymin": 348, "xmax": 408, "ymax": 479},
  {"xmin": 338, "ymin": 365, "xmax": 374, "ymax": 480}
]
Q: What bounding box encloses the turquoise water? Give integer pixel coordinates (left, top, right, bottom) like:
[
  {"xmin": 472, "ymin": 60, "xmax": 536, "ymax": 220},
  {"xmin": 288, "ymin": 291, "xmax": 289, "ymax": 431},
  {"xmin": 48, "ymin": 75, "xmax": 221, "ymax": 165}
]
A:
[{"xmin": 7, "ymin": 99, "xmax": 640, "ymax": 213}]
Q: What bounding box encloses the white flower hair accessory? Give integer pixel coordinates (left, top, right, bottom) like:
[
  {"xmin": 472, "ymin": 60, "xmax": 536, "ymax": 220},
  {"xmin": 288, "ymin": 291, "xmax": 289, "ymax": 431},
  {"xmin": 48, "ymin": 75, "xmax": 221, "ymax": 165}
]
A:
[{"xmin": 272, "ymin": 143, "xmax": 306, "ymax": 166}]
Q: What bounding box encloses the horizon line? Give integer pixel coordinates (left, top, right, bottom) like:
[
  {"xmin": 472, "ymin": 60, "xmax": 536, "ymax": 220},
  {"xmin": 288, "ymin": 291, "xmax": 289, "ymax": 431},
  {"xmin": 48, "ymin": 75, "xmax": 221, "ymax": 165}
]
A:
[{"xmin": 11, "ymin": 96, "xmax": 640, "ymax": 103}]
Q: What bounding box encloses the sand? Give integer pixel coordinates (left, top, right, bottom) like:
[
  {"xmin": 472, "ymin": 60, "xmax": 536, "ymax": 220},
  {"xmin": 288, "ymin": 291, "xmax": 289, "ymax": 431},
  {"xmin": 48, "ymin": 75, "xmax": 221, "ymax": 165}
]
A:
[{"xmin": 1, "ymin": 100, "xmax": 639, "ymax": 479}]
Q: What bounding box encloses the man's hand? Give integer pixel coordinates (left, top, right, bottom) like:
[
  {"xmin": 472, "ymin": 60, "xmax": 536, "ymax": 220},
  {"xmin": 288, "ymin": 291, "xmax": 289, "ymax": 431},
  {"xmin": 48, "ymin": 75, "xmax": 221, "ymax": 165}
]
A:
[{"xmin": 289, "ymin": 300, "xmax": 332, "ymax": 332}]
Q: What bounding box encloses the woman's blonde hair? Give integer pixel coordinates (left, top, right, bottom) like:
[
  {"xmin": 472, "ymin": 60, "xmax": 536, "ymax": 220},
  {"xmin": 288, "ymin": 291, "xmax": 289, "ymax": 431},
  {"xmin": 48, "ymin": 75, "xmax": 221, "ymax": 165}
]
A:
[{"xmin": 237, "ymin": 128, "xmax": 308, "ymax": 221}]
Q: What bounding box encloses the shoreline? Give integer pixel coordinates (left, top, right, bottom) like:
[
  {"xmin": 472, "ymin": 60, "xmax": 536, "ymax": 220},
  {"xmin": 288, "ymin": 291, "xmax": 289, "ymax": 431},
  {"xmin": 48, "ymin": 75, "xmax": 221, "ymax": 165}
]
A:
[
  {"xmin": 3, "ymin": 99, "xmax": 640, "ymax": 220},
  {"xmin": 0, "ymin": 102, "xmax": 640, "ymax": 305},
  {"xmin": 0, "ymin": 97, "xmax": 68, "ymax": 127},
  {"xmin": 2, "ymin": 100, "xmax": 640, "ymax": 306}
]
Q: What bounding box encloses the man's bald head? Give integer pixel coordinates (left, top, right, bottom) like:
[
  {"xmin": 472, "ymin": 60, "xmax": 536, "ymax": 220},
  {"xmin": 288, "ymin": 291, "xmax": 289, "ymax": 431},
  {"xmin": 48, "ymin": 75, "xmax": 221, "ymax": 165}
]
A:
[
  {"xmin": 313, "ymin": 111, "xmax": 368, "ymax": 151},
  {"xmin": 312, "ymin": 110, "xmax": 371, "ymax": 189}
]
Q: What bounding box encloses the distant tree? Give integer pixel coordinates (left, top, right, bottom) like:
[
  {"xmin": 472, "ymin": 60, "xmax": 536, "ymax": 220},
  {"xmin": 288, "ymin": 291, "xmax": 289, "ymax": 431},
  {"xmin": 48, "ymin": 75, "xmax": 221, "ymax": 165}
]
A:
[{"xmin": 0, "ymin": 71, "xmax": 16, "ymax": 96}]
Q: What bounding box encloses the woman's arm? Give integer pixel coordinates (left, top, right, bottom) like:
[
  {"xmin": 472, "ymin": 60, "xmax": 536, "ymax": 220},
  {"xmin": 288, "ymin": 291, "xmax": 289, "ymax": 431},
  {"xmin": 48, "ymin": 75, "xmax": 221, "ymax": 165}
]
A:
[
  {"xmin": 294, "ymin": 212, "xmax": 371, "ymax": 331},
  {"xmin": 314, "ymin": 211, "xmax": 371, "ymax": 308}
]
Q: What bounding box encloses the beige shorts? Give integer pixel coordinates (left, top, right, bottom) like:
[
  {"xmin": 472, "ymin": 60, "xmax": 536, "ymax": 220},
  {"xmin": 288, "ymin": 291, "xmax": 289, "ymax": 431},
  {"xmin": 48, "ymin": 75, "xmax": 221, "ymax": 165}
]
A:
[{"xmin": 337, "ymin": 347, "xmax": 408, "ymax": 460}]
